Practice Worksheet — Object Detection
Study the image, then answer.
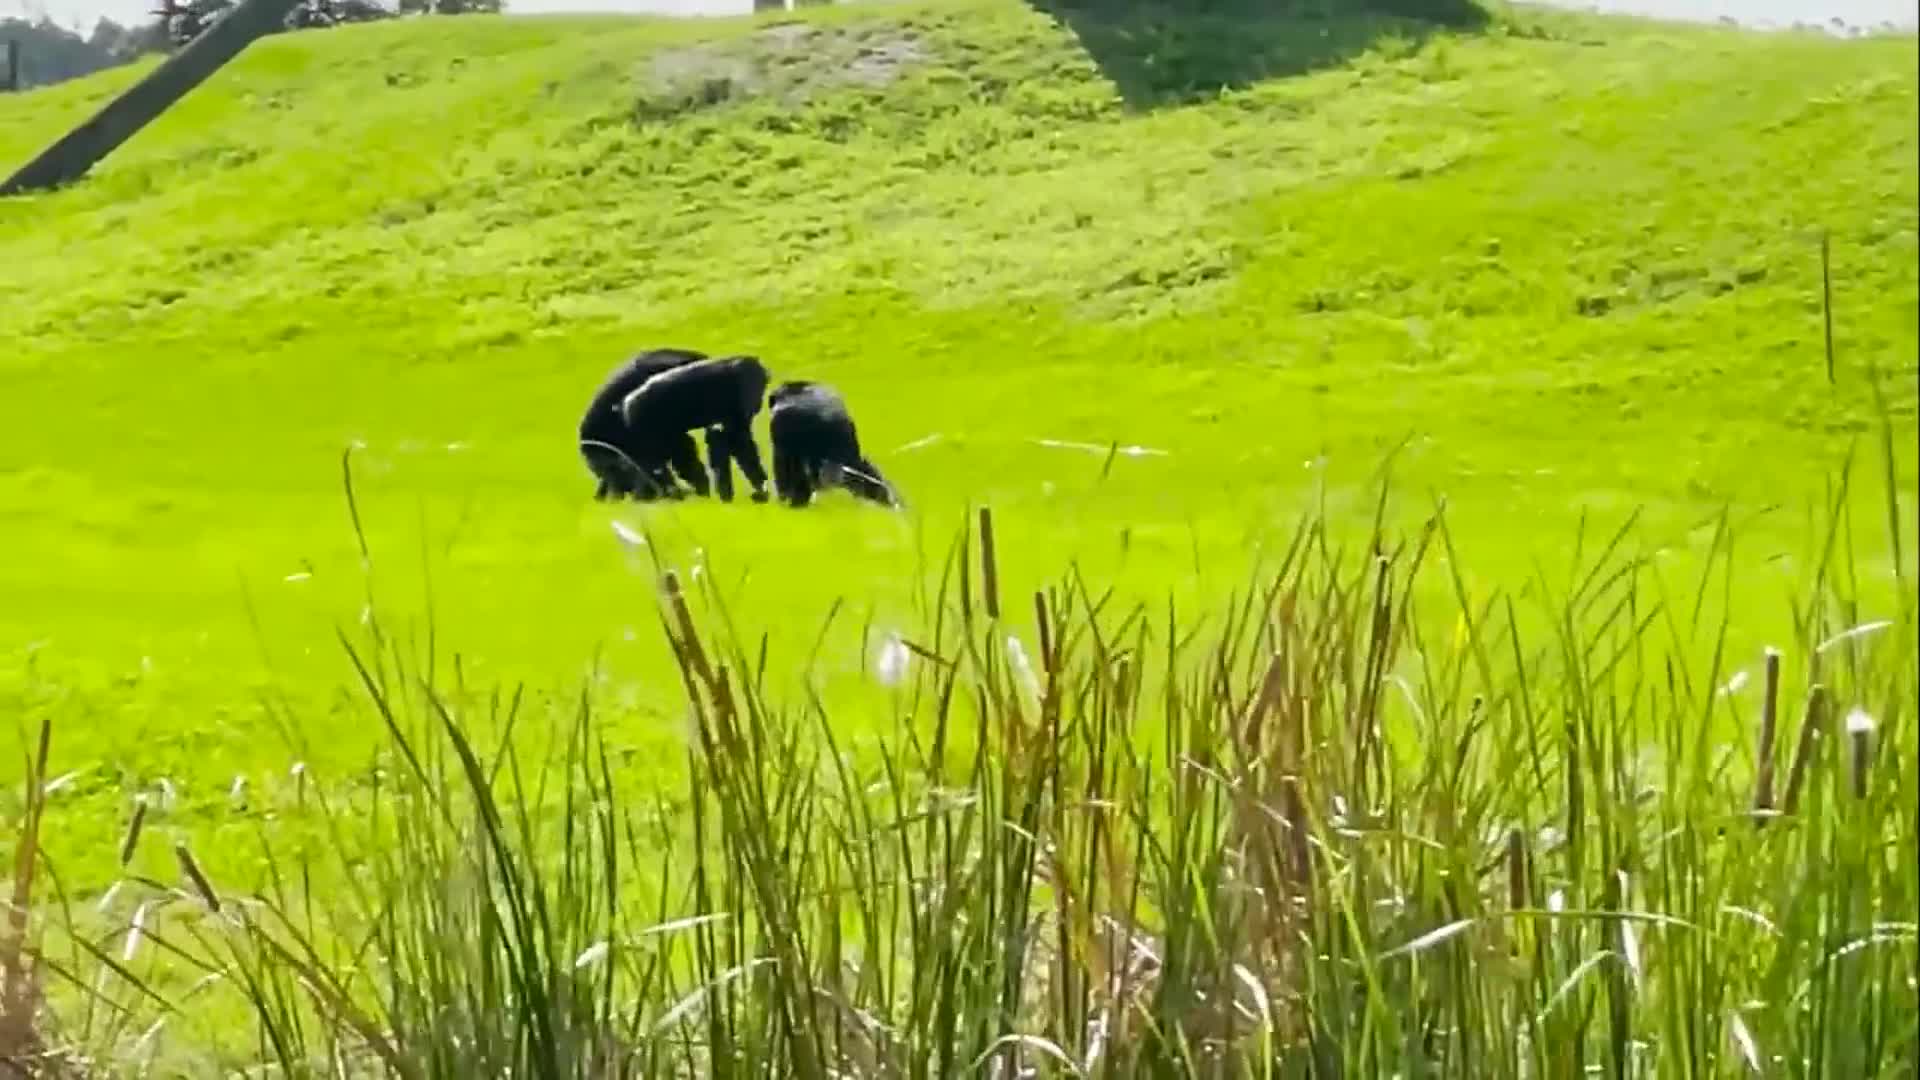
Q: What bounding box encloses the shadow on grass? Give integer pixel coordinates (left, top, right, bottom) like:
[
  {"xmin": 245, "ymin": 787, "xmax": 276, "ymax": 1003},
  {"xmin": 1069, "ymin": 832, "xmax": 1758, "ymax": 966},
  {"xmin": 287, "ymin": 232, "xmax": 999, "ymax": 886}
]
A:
[{"xmin": 1027, "ymin": 0, "xmax": 1492, "ymax": 110}]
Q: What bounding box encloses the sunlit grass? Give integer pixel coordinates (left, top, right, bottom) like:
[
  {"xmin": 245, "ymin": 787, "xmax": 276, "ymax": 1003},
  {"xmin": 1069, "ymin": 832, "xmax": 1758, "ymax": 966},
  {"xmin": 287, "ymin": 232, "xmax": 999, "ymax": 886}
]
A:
[
  {"xmin": 7, "ymin": 451, "xmax": 1915, "ymax": 1075},
  {"xmin": 0, "ymin": 0, "xmax": 1912, "ymax": 898},
  {"xmin": 0, "ymin": 0, "xmax": 1916, "ymax": 1070}
]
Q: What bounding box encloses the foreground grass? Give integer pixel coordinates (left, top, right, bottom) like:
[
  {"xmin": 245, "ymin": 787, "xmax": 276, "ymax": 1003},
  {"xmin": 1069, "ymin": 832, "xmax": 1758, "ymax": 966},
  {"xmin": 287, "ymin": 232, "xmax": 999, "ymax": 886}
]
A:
[
  {"xmin": 0, "ymin": 0, "xmax": 1915, "ymax": 1004},
  {"xmin": 7, "ymin": 472, "xmax": 1916, "ymax": 1075}
]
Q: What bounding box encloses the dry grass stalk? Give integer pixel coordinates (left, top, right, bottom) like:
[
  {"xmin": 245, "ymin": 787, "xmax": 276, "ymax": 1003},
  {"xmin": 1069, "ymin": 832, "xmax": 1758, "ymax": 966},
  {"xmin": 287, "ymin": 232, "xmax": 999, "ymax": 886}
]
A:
[
  {"xmin": 1, "ymin": 720, "xmax": 52, "ymax": 1074},
  {"xmin": 118, "ymin": 798, "xmax": 148, "ymax": 869},
  {"xmin": 660, "ymin": 569, "xmax": 714, "ymax": 690},
  {"xmin": 979, "ymin": 506, "xmax": 1000, "ymax": 621},
  {"xmin": 1781, "ymin": 685, "xmax": 1828, "ymax": 815},
  {"xmin": 1033, "ymin": 590, "xmax": 1053, "ymax": 675},
  {"xmin": 1506, "ymin": 827, "xmax": 1530, "ymax": 911},
  {"xmin": 1752, "ymin": 648, "xmax": 1782, "ymax": 822},
  {"xmin": 1846, "ymin": 709, "xmax": 1875, "ymax": 801},
  {"xmin": 173, "ymin": 843, "xmax": 223, "ymax": 914}
]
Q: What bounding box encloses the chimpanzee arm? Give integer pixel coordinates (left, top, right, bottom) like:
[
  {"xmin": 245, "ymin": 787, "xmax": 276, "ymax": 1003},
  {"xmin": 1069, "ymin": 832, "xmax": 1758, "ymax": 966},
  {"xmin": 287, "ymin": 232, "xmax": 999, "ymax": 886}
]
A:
[
  {"xmin": 722, "ymin": 423, "xmax": 770, "ymax": 501},
  {"xmin": 703, "ymin": 427, "xmax": 735, "ymax": 502}
]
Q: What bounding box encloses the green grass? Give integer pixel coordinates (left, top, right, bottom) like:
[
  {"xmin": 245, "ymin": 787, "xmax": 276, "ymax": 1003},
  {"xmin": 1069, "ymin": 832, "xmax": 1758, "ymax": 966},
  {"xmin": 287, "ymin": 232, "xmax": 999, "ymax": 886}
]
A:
[
  {"xmin": 9, "ymin": 491, "xmax": 1917, "ymax": 1075},
  {"xmin": 0, "ymin": 0, "xmax": 1915, "ymax": 1053}
]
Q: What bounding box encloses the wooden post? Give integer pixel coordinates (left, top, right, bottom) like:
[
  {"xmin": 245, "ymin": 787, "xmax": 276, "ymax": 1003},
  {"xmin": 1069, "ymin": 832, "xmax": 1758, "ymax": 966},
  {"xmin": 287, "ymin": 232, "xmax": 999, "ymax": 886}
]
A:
[
  {"xmin": 4, "ymin": 39, "xmax": 19, "ymax": 93},
  {"xmin": 0, "ymin": 0, "xmax": 302, "ymax": 196}
]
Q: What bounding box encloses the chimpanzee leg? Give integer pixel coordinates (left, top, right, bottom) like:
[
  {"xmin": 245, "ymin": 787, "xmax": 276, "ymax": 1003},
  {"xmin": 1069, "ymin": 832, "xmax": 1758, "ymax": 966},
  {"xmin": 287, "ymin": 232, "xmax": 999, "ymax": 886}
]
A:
[
  {"xmin": 703, "ymin": 427, "xmax": 736, "ymax": 502},
  {"xmin": 794, "ymin": 448, "xmax": 823, "ymax": 508},
  {"xmin": 773, "ymin": 441, "xmax": 807, "ymax": 507},
  {"xmin": 771, "ymin": 439, "xmax": 795, "ymax": 505},
  {"xmin": 628, "ymin": 465, "xmax": 666, "ymax": 501},
  {"xmin": 620, "ymin": 444, "xmax": 683, "ymax": 499},
  {"xmin": 788, "ymin": 462, "xmax": 816, "ymax": 508},
  {"xmin": 667, "ymin": 433, "xmax": 709, "ymax": 497},
  {"xmin": 721, "ymin": 421, "xmax": 770, "ymax": 502},
  {"xmin": 842, "ymin": 456, "xmax": 897, "ymax": 507},
  {"xmin": 583, "ymin": 444, "xmax": 630, "ymax": 501},
  {"xmin": 619, "ymin": 473, "xmax": 646, "ymax": 501}
]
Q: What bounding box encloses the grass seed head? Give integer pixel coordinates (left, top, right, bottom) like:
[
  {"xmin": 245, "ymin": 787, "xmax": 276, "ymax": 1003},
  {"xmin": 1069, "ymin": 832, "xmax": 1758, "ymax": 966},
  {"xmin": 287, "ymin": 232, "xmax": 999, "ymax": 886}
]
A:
[
  {"xmin": 173, "ymin": 843, "xmax": 222, "ymax": 914},
  {"xmin": 119, "ymin": 796, "xmax": 149, "ymax": 869},
  {"xmin": 1846, "ymin": 707, "xmax": 1876, "ymax": 800}
]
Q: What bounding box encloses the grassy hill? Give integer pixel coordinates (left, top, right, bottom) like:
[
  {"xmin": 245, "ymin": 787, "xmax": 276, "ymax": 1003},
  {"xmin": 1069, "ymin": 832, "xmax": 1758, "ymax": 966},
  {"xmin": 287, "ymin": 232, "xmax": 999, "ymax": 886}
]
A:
[
  {"xmin": 1, "ymin": 0, "xmax": 1915, "ymax": 884},
  {"xmin": 2, "ymin": 2, "xmax": 1917, "ymax": 1072}
]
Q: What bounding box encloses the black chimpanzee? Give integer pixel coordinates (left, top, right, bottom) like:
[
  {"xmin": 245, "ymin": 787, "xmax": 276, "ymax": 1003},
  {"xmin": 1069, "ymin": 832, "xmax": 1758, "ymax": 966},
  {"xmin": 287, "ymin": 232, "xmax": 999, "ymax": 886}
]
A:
[
  {"xmin": 767, "ymin": 380, "xmax": 899, "ymax": 509},
  {"xmin": 578, "ymin": 347, "xmax": 714, "ymax": 501},
  {"xmin": 619, "ymin": 354, "xmax": 773, "ymax": 503},
  {"xmin": 578, "ymin": 347, "xmax": 713, "ymax": 501}
]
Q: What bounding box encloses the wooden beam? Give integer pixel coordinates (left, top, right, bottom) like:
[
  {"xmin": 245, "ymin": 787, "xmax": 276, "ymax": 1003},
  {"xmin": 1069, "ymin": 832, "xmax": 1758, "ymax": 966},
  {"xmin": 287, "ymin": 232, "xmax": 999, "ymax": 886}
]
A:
[{"xmin": 1, "ymin": 0, "xmax": 303, "ymax": 196}]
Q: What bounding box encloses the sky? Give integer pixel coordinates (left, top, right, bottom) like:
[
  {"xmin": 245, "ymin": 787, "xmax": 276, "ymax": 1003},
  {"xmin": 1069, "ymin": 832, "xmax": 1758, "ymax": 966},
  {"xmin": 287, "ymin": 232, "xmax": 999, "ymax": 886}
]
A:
[{"xmin": 2, "ymin": 0, "xmax": 1913, "ymax": 43}]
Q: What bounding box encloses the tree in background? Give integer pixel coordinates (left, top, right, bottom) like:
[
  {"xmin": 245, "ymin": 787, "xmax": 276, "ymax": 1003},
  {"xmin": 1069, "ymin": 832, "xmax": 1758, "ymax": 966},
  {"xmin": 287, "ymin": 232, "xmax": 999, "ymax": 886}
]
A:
[
  {"xmin": 149, "ymin": 0, "xmax": 230, "ymax": 46},
  {"xmin": 2, "ymin": 0, "xmax": 504, "ymax": 93},
  {"xmin": 287, "ymin": 0, "xmax": 402, "ymax": 30},
  {"xmin": 88, "ymin": 16, "xmax": 171, "ymax": 62},
  {"xmin": 2, "ymin": 16, "xmax": 141, "ymax": 88},
  {"xmin": 143, "ymin": 0, "xmax": 523, "ymax": 51},
  {"xmin": 0, "ymin": 0, "xmax": 506, "ymax": 92}
]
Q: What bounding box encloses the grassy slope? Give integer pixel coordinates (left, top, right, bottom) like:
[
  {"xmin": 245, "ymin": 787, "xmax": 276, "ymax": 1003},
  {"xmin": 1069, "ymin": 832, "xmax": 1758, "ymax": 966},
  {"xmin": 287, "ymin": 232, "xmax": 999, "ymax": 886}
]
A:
[{"xmin": 0, "ymin": 1, "xmax": 1914, "ymax": 883}]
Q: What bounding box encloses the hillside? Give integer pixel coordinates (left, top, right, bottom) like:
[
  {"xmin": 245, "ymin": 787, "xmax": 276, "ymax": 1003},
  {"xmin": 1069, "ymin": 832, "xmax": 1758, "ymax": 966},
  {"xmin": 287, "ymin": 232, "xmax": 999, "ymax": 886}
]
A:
[
  {"xmin": 2, "ymin": 7, "xmax": 1916, "ymax": 1068},
  {"xmin": 0, "ymin": 0, "xmax": 1915, "ymax": 823}
]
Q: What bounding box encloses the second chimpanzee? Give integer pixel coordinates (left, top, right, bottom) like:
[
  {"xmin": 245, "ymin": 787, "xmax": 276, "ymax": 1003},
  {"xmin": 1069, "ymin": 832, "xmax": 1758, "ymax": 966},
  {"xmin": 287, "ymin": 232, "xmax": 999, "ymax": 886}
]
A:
[
  {"xmin": 767, "ymin": 380, "xmax": 899, "ymax": 509},
  {"xmin": 619, "ymin": 354, "xmax": 773, "ymax": 503},
  {"xmin": 578, "ymin": 346, "xmax": 711, "ymax": 501}
]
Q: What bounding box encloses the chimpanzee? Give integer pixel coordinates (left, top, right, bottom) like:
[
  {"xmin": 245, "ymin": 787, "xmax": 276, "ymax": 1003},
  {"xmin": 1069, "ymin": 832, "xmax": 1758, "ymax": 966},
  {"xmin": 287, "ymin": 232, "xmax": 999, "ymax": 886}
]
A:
[
  {"xmin": 619, "ymin": 354, "xmax": 772, "ymax": 503},
  {"xmin": 766, "ymin": 380, "xmax": 899, "ymax": 509},
  {"xmin": 577, "ymin": 346, "xmax": 711, "ymax": 501}
]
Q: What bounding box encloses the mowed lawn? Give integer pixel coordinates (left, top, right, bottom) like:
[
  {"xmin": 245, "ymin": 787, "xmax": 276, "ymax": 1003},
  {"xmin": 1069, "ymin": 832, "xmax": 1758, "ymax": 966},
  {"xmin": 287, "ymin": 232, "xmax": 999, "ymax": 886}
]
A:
[{"xmin": 0, "ymin": 1, "xmax": 1914, "ymax": 887}]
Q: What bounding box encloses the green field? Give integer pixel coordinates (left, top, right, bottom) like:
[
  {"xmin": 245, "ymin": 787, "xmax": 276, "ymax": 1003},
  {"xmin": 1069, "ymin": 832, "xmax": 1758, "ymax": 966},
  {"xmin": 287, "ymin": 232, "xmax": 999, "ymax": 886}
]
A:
[{"xmin": 0, "ymin": 0, "xmax": 1916, "ymax": 1071}]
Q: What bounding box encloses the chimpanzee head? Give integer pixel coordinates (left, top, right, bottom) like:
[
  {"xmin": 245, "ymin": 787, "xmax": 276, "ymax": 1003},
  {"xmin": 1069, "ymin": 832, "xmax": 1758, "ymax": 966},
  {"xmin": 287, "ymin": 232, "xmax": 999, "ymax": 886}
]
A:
[
  {"xmin": 768, "ymin": 379, "xmax": 816, "ymax": 412},
  {"xmin": 721, "ymin": 355, "xmax": 770, "ymax": 418}
]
